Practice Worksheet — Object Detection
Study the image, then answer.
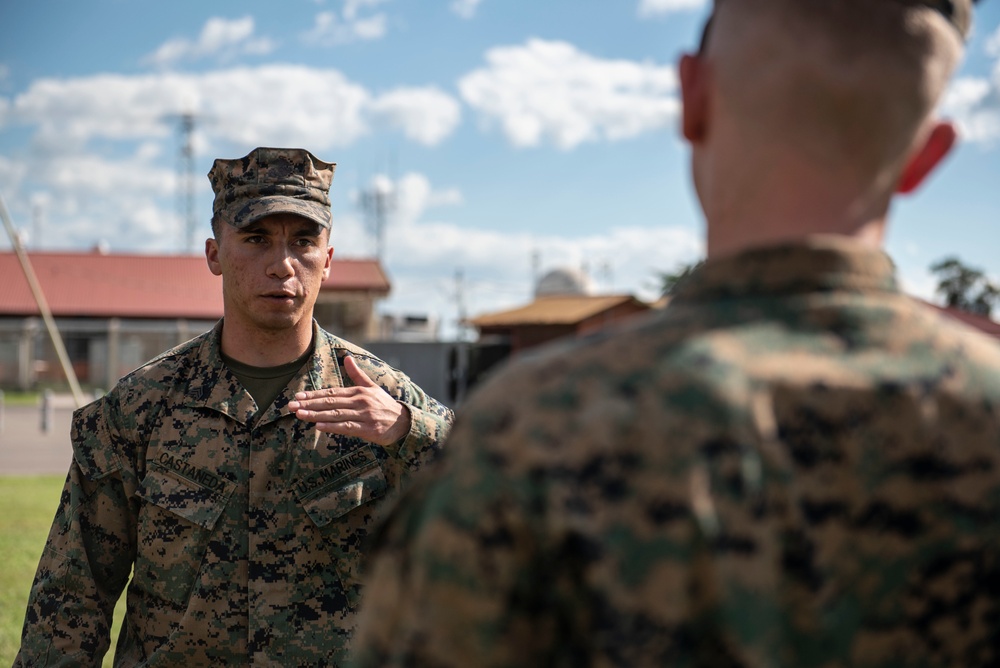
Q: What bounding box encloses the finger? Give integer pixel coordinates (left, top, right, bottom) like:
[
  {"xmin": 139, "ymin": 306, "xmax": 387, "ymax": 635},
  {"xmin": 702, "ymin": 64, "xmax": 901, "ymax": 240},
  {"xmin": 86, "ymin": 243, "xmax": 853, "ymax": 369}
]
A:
[
  {"xmin": 293, "ymin": 387, "xmax": 340, "ymax": 402},
  {"xmin": 344, "ymin": 354, "xmax": 378, "ymax": 388},
  {"xmin": 288, "ymin": 393, "xmax": 357, "ymax": 412},
  {"xmin": 313, "ymin": 420, "xmax": 396, "ymax": 444},
  {"xmin": 294, "ymin": 406, "xmax": 355, "ymax": 423},
  {"xmin": 314, "ymin": 420, "xmax": 369, "ymax": 439}
]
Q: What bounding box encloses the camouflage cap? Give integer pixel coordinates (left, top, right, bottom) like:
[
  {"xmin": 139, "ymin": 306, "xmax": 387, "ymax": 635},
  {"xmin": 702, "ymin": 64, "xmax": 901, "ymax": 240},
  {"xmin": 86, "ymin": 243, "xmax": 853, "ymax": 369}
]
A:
[{"xmin": 208, "ymin": 147, "xmax": 336, "ymax": 230}]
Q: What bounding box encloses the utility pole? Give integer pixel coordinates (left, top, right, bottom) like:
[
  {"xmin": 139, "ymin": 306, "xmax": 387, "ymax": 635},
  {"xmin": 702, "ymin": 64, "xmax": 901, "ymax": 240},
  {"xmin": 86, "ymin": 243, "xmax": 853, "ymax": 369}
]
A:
[
  {"xmin": 0, "ymin": 193, "xmax": 86, "ymax": 408},
  {"xmin": 600, "ymin": 259, "xmax": 614, "ymax": 293},
  {"xmin": 531, "ymin": 249, "xmax": 541, "ymax": 285},
  {"xmin": 452, "ymin": 267, "xmax": 470, "ymax": 405},
  {"xmin": 454, "ymin": 268, "xmax": 468, "ymax": 342}
]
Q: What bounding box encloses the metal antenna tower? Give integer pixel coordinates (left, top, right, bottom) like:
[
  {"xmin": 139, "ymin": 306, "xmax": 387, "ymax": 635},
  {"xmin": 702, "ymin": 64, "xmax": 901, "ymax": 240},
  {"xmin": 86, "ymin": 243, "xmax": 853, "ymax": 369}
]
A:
[
  {"xmin": 176, "ymin": 112, "xmax": 196, "ymax": 254},
  {"xmin": 359, "ymin": 176, "xmax": 396, "ymax": 262}
]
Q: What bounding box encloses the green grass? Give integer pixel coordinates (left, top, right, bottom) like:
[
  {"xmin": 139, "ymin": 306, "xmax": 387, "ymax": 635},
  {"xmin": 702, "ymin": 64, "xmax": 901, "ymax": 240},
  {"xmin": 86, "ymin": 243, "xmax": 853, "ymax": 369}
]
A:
[
  {"xmin": 0, "ymin": 476, "xmax": 123, "ymax": 666},
  {"xmin": 0, "ymin": 475, "xmax": 62, "ymax": 664},
  {"xmin": 0, "ymin": 391, "xmax": 40, "ymax": 407}
]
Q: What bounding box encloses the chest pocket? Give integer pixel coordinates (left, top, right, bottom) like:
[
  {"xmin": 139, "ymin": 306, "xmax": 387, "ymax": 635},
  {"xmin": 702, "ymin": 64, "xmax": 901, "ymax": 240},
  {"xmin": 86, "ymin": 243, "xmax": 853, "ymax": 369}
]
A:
[
  {"xmin": 135, "ymin": 460, "xmax": 235, "ymax": 605},
  {"xmin": 295, "ymin": 446, "xmax": 388, "ymax": 606}
]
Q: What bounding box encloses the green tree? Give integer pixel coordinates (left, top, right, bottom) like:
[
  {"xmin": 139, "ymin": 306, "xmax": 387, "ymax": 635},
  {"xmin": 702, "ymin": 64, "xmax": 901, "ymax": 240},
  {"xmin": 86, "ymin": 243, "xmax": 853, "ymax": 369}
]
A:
[{"xmin": 930, "ymin": 256, "xmax": 1000, "ymax": 317}]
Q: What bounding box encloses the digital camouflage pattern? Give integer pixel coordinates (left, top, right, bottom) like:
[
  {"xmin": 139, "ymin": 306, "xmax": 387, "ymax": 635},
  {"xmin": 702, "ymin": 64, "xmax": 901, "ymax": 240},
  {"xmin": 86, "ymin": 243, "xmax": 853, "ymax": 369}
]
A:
[
  {"xmin": 352, "ymin": 237, "xmax": 1000, "ymax": 667},
  {"xmin": 14, "ymin": 321, "xmax": 453, "ymax": 667},
  {"xmin": 209, "ymin": 147, "xmax": 336, "ymax": 230}
]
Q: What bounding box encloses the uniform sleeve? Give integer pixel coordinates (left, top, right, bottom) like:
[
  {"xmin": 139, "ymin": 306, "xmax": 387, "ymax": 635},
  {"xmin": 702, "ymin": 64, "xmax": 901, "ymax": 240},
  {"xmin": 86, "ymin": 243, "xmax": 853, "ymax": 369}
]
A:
[
  {"xmin": 14, "ymin": 394, "xmax": 138, "ymax": 667},
  {"xmin": 351, "ymin": 353, "xmax": 455, "ymax": 471},
  {"xmin": 394, "ymin": 400, "xmax": 452, "ymax": 471}
]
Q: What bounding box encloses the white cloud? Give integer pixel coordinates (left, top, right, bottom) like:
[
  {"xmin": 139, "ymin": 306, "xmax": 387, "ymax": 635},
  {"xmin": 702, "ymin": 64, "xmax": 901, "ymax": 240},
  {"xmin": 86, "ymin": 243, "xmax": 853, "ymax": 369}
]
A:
[
  {"xmin": 343, "ymin": 0, "xmax": 389, "ymax": 20},
  {"xmin": 0, "ymin": 155, "xmax": 28, "ymax": 201},
  {"xmin": 142, "ymin": 17, "xmax": 276, "ymax": 68},
  {"xmin": 330, "ymin": 170, "xmax": 701, "ymax": 335},
  {"xmin": 369, "ymin": 87, "xmax": 462, "ymax": 145},
  {"xmin": 986, "ymin": 25, "xmax": 1000, "ymax": 58},
  {"xmin": 941, "ymin": 71, "xmax": 1000, "ymax": 145},
  {"xmin": 345, "ymin": 172, "xmax": 465, "ymax": 257},
  {"xmin": 637, "ymin": 0, "xmax": 708, "ymax": 18},
  {"xmin": 347, "ymin": 172, "xmax": 463, "ymax": 246},
  {"xmin": 329, "ymin": 172, "xmax": 702, "ymax": 336},
  {"xmin": 380, "ymin": 213, "xmax": 703, "ymax": 335},
  {"xmin": 0, "ymin": 65, "xmax": 461, "ymax": 151},
  {"xmin": 393, "ymin": 172, "xmax": 463, "ymax": 220},
  {"xmin": 451, "ymin": 0, "xmax": 483, "ymax": 19},
  {"xmin": 47, "ymin": 152, "xmax": 173, "ymax": 200},
  {"xmin": 0, "ymin": 66, "xmax": 462, "ymax": 252},
  {"xmin": 458, "ymin": 39, "xmax": 680, "ymax": 149},
  {"xmin": 193, "ymin": 66, "xmax": 372, "ymax": 148},
  {"xmin": 303, "ymin": 1, "xmax": 389, "ymax": 46},
  {"xmin": 4, "ymin": 73, "xmax": 201, "ymax": 153},
  {"xmin": 1, "ymin": 150, "xmax": 183, "ymax": 253},
  {"xmin": 937, "ymin": 27, "xmax": 1000, "ymax": 146}
]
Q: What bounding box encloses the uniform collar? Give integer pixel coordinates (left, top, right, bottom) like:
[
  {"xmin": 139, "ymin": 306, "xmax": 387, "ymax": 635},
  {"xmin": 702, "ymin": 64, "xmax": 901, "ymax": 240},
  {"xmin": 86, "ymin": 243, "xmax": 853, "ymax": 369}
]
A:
[
  {"xmin": 183, "ymin": 320, "xmax": 345, "ymax": 426},
  {"xmin": 673, "ymin": 236, "xmax": 899, "ymax": 304}
]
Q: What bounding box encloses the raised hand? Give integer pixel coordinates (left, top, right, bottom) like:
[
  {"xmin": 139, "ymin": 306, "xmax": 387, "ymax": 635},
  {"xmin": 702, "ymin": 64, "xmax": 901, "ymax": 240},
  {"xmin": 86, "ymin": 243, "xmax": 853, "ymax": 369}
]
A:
[{"xmin": 288, "ymin": 355, "xmax": 411, "ymax": 446}]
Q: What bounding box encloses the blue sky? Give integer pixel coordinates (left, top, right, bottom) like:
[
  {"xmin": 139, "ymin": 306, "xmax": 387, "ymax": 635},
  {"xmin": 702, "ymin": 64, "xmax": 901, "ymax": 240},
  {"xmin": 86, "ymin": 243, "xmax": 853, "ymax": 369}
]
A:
[{"xmin": 1, "ymin": 0, "xmax": 998, "ymax": 338}]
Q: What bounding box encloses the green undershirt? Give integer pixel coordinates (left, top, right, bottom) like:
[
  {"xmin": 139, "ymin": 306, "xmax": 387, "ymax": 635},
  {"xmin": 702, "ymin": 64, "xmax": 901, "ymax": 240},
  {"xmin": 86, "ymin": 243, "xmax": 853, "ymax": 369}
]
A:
[{"xmin": 222, "ymin": 346, "xmax": 313, "ymax": 422}]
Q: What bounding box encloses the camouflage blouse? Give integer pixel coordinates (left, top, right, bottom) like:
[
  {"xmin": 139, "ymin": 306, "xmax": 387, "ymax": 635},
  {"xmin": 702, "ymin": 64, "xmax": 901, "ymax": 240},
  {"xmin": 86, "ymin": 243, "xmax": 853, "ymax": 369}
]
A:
[
  {"xmin": 15, "ymin": 321, "xmax": 453, "ymax": 667},
  {"xmin": 353, "ymin": 238, "xmax": 1000, "ymax": 668}
]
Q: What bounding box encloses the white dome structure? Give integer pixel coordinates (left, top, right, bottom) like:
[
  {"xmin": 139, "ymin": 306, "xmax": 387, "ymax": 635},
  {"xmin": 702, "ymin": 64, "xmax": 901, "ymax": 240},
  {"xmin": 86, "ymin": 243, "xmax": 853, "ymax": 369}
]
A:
[{"xmin": 535, "ymin": 267, "xmax": 595, "ymax": 298}]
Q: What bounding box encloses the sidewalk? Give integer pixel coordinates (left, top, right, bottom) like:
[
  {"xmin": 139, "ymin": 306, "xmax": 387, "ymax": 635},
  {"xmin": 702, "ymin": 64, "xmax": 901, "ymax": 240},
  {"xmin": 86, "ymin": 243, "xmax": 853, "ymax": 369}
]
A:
[{"xmin": 0, "ymin": 394, "xmax": 81, "ymax": 476}]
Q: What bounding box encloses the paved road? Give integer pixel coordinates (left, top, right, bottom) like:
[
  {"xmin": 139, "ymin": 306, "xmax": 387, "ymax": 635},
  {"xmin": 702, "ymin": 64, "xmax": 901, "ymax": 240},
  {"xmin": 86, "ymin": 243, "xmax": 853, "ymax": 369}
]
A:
[{"xmin": 0, "ymin": 395, "xmax": 80, "ymax": 476}]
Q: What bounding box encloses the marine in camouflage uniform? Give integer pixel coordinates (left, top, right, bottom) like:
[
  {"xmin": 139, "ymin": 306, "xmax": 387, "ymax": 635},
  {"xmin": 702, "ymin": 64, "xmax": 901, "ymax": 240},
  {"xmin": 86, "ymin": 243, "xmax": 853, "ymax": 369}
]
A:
[
  {"xmin": 354, "ymin": 239, "xmax": 1000, "ymax": 666},
  {"xmin": 14, "ymin": 148, "xmax": 453, "ymax": 666},
  {"xmin": 352, "ymin": 1, "xmax": 1000, "ymax": 666}
]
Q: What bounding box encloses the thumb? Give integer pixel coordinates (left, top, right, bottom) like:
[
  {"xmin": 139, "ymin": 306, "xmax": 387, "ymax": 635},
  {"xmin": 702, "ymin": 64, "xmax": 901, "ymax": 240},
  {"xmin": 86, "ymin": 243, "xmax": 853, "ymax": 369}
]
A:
[{"xmin": 344, "ymin": 354, "xmax": 377, "ymax": 388}]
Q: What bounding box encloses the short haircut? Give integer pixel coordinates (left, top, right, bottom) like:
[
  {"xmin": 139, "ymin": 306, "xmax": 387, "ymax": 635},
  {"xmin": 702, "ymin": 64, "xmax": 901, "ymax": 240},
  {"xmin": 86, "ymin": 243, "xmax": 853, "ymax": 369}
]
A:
[{"xmin": 707, "ymin": 0, "xmax": 963, "ymax": 178}]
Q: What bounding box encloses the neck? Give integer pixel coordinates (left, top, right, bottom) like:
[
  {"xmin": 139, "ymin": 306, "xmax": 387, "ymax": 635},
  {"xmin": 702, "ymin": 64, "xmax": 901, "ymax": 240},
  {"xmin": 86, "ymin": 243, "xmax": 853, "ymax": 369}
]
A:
[
  {"xmin": 700, "ymin": 156, "xmax": 894, "ymax": 260},
  {"xmin": 220, "ymin": 318, "xmax": 315, "ymax": 367},
  {"xmin": 707, "ymin": 212, "xmax": 888, "ymax": 260}
]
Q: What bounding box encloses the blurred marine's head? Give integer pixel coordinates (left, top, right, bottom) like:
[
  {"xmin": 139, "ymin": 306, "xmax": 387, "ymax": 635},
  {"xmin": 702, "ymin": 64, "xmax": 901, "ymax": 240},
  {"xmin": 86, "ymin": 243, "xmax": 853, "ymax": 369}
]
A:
[{"xmin": 681, "ymin": 0, "xmax": 972, "ymax": 237}]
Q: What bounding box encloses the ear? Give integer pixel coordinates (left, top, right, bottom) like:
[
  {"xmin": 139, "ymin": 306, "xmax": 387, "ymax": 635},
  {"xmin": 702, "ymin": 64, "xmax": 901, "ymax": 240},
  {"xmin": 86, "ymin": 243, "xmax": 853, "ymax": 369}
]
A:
[
  {"xmin": 679, "ymin": 53, "xmax": 709, "ymax": 143},
  {"xmin": 322, "ymin": 245, "xmax": 334, "ymax": 280},
  {"xmin": 205, "ymin": 237, "xmax": 222, "ymax": 276},
  {"xmin": 896, "ymin": 120, "xmax": 957, "ymax": 195}
]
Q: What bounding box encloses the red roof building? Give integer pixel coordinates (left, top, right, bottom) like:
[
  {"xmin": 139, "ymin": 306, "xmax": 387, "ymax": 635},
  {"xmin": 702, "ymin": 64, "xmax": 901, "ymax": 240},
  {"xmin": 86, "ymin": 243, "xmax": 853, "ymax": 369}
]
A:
[
  {"xmin": 468, "ymin": 267, "xmax": 654, "ymax": 357},
  {"xmin": 924, "ymin": 301, "xmax": 1000, "ymax": 339},
  {"xmin": 0, "ymin": 251, "xmax": 389, "ymax": 319},
  {"xmin": 470, "ymin": 294, "xmax": 652, "ymax": 356},
  {"xmin": 0, "ymin": 252, "xmax": 223, "ymax": 320},
  {"xmin": 0, "ymin": 250, "xmax": 390, "ymax": 390}
]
